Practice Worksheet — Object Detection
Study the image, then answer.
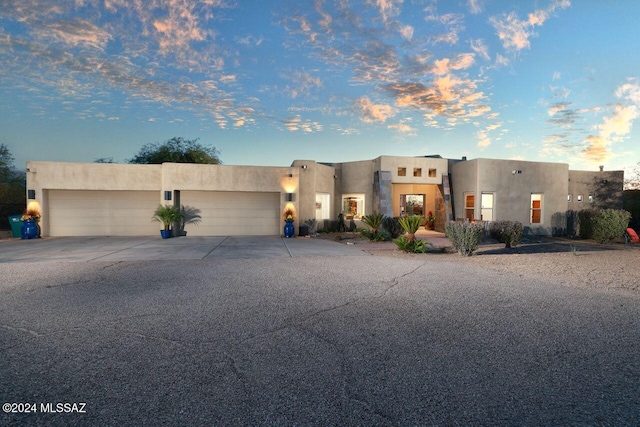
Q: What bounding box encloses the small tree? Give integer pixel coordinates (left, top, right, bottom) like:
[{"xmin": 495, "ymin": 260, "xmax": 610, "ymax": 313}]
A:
[{"xmin": 129, "ymin": 137, "xmax": 221, "ymax": 164}]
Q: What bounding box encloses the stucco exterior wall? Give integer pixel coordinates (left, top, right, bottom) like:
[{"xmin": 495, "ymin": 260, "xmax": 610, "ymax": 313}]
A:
[
  {"xmin": 568, "ymin": 169, "xmax": 624, "ymax": 210},
  {"xmin": 291, "ymin": 160, "xmax": 337, "ymax": 224},
  {"xmin": 450, "ymin": 159, "xmax": 479, "ymax": 220},
  {"xmin": 379, "ymin": 155, "xmax": 448, "ymax": 185},
  {"xmin": 27, "ymin": 161, "xmax": 162, "ymax": 192},
  {"xmin": 452, "ymin": 159, "xmax": 569, "ymax": 234},
  {"xmin": 340, "ymin": 160, "xmax": 376, "ymax": 217}
]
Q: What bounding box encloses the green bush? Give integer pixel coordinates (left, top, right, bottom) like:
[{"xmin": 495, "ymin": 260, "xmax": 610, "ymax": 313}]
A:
[
  {"xmin": 578, "ymin": 209, "xmax": 599, "ymax": 239},
  {"xmin": 445, "ymin": 221, "xmax": 484, "ymax": 256},
  {"xmin": 393, "ymin": 236, "xmax": 430, "ymax": 253},
  {"xmin": 361, "ymin": 229, "xmax": 390, "ymax": 242},
  {"xmin": 489, "ymin": 220, "xmax": 523, "ymax": 248},
  {"xmin": 382, "ymin": 216, "xmax": 404, "ymax": 238},
  {"xmin": 591, "ymin": 209, "xmax": 632, "ymax": 244}
]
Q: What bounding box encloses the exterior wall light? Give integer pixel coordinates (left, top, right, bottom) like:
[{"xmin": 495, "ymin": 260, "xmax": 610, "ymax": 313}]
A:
[
  {"xmin": 27, "ymin": 189, "xmax": 36, "ymax": 199},
  {"xmin": 286, "ymin": 193, "xmax": 294, "ymax": 202},
  {"xmin": 301, "ymin": 165, "xmax": 308, "ymax": 169},
  {"xmin": 164, "ymin": 191, "xmax": 172, "ymax": 201}
]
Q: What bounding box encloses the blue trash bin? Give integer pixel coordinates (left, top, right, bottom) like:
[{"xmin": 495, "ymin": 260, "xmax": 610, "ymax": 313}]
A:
[{"xmin": 8, "ymin": 215, "xmax": 22, "ymax": 238}]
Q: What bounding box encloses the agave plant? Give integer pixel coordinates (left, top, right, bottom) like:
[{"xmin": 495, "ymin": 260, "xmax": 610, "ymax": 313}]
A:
[
  {"xmin": 362, "ymin": 213, "xmax": 384, "ymax": 233},
  {"xmin": 398, "ymin": 215, "xmax": 422, "ymax": 241}
]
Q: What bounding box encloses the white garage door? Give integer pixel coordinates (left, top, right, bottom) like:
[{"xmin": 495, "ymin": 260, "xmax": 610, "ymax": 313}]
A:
[
  {"xmin": 48, "ymin": 190, "xmax": 160, "ymax": 236},
  {"xmin": 180, "ymin": 191, "xmax": 280, "ymax": 236}
]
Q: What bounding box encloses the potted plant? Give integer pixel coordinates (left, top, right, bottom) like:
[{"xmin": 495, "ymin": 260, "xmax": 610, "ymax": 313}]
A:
[
  {"xmin": 426, "ymin": 210, "xmax": 435, "ymax": 230},
  {"xmin": 20, "ymin": 207, "xmax": 41, "ymax": 239},
  {"xmin": 283, "ymin": 207, "xmax": 295, "ymax": 238},
  {"xmin": 152, "ymin": 204, "xmax": 182, "ymax": 238}
]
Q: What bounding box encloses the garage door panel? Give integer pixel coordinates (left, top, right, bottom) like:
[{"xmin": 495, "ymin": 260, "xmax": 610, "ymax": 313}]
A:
[
  {"xmin": 180, "ymin": 191, "xmax": 280, "ymax": 236},
  {"xmin": 48, "ymin": 190, "xmax": 159, "ymax": 236}
]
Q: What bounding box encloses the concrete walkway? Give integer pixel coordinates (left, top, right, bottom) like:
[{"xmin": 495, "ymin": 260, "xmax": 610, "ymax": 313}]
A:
[{"xmin": 0, "ymin": 235, "xmax": 371, "ymax": 262}]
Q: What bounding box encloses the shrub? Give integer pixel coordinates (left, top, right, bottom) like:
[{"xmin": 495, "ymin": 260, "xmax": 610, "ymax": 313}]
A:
[
  {"xmin": 362, "ymin": 213, "xmax": 385, "ymax": 233},
  {"xmin": 361, "ymin": 229, "xmax": 390, "ymax": 242},
  {"xmin": 445, "ymin": 221, "xmax": 484, "ymax": 256},
  {"xmin": 578, "ymin": 209, "xmax": 599, "ymax": 239},
  {"xmin": 489, "ymin": 220, "xmax": 523, "ymax": 248},
  {"xmin": 592, "ymin": 209, "xmax": 632, "ymax": 244},
  {"xmin": 393, "ymin": 236, "xmax": 430, "ymax": 253},
  {"xmin": 382, "ymin": 216, "xmax": 404, "ymax": 238}
]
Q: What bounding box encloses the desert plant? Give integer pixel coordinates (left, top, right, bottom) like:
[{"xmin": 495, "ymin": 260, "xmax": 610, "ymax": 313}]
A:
[
  {"xmin": 489, "ymin": 220, "xmax": 524, "ymax": 248},
  {"xmin": 398, "ymin": 215, "xmax": 422, "ymax": 241},
  {"xmin": 591, "ymin": 209, "xmax": 632, "ymax": 244},
  {"xmin": 445, "ymin": 221, "xmax": 484, "ymax": 256},
  {"xmin": 362, "ymin": 213, "xmax": 384, "ymax": 233},
  {"xmin": 361, "ymin": 229, "xmax": 390, "ymax": 241},
  {"xmin": 382, "ymin": 216, "xmax": 404, "ymax": 238},
  {"xmin": 152, "ymin": 204, "xmax": 183, "ymax": 231},
  {"xmin": 393, "ymin": 236, "xmax": 430, "ymax": 253}
]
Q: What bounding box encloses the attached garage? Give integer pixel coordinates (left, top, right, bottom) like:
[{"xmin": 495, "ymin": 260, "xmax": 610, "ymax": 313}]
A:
[
  {"xmin": 180, "ymin": 191, "xmax": 280, "ymax": 236},
  {"xmin": 48, "ymin": 190, "xmax": 159, "ymax": 236}
]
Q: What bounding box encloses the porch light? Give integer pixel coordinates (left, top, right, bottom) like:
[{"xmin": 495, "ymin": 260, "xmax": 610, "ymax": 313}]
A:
[
  {"xmin": 164, "ymin": 191, "xmax": 172, "ymax": 201},
  {"xmin": 27, "ymin": 189, "xmax": 36, "ymax": 199},
  {"xmin": 286, "ymin": 193, "xmax": 294, "ymax": 202}
]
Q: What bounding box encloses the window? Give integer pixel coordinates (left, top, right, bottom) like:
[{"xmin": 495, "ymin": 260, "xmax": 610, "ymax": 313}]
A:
[
  {"xmin": 428, "ymin": 168, "xmax": 437, "ymax": 178},
  {"xmin": 398, "ymin": 167, "xmax": 406, "ymax": 177},
  {"xmin": 588, "ymin": 195, "xmax": 594, "ymax": 203},
  {"xmin": 464, "ymin": 194, "xmax": 475, "ymax": 221},
  {"xmin": 568, "ymin": 194, "xmax": 572, "ymax": 202},
  {"xmin": 577, "ymin": 194, "xmax": 583, "ymax": 202},
  {"xmin": 413, "ymin": 168, "xmax": 422, "ymax": 177},
  {"xmin": 342, "ymin": 194, "xmax": 364, "ymax": 219},
  {"xmin": 530, "ymin": 194, "xmax": 542, "ymax": 224},
  {"xmin": 401, "ymin": 194, "xmax": 424, "ymax": 216}
]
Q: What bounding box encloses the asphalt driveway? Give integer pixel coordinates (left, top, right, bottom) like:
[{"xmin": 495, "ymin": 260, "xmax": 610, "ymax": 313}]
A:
[{"xmin": 1, "ymin": 238, "xmax": 639, "ymax": 425}]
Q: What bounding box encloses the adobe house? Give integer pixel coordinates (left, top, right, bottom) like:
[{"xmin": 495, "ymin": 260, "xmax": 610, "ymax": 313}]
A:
[{"xmin": 24, "ymin": 155, "xmax": 623, "ymax": 237}]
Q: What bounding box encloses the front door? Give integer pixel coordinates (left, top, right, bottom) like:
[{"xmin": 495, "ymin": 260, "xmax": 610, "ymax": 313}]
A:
[{"xmin": 481, "ymin": 193, "xmax": 494, "ymax": 222}]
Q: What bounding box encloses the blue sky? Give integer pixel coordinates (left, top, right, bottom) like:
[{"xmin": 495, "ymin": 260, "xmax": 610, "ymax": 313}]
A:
[{"xmin": 1, "ymin": 0, "xmax": 639, "ymax": 180}]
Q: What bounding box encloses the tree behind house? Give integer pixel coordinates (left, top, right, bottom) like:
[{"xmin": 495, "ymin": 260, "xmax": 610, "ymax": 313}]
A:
[{"xmin": 129, "ymin": 137, "xmax": 221, "ymax": 164}]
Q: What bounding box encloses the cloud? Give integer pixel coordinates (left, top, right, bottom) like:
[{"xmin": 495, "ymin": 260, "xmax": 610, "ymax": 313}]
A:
[
  {"xmin": 470, "ymin": 39, "xmax": 490, "ymax": 61},
  {"xmin": 432, "ymin": 53, "xmax": 475, "ymax": 76},
  {"xmin": 39, "ymin": 18, "xmax": 112, "ymax": 50},
  {"xmin": 468, "ymin": 0, "xmax": 482, "ymax": 14},
  {"xmin": 388, "ymin": 119, "xmax": 416, "ymax": 136},
  {"xmin": 283, "ymin": 70, "xmax": 323, "ymax": 99},
  {"xmin": 476, "ymin": 130, "xmax": 491, "ymax": 148},
  {"xmin": 399, "ymin": 25, "xmax": 414, "ymax": 41},
  {"xmin": 489, "ymin": 1, "xmax": 570, "ymax": 53},
  {"xmin": 283, "ymin": 115, "xmax": 323, "ymax": 132},
  {"xmin": 355, "ymin": 97, "xmax": 395, "ymax": 123},
  {"xmin": 581, "ymin": 80, "xmax": 640, "ymax": 163}
]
